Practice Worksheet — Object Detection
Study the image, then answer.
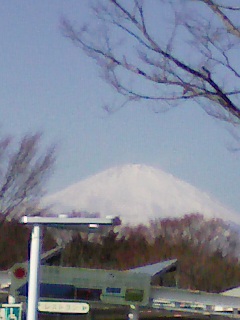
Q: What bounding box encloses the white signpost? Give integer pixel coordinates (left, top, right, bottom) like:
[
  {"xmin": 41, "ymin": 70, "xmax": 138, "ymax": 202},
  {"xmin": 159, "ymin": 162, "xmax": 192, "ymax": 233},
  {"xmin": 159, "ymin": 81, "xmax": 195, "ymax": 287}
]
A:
[{"xmin": 20, "ymin": 215, "xmax": 119, "ymax": 320}]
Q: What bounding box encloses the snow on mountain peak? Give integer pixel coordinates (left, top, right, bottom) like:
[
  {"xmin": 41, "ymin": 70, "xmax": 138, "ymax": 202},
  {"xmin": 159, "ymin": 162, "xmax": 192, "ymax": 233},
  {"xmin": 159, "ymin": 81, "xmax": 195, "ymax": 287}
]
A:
[{"xmin": 44, "ymin": 164, "xmax": 240, "ymax": 225}]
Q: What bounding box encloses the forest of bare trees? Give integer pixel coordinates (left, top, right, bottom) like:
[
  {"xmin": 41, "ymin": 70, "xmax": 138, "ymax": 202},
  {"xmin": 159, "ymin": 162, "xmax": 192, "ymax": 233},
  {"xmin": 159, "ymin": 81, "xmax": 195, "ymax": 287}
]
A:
[{"xmin": 2, "ymin": 214, "xmax": 240, "ymax": 293}]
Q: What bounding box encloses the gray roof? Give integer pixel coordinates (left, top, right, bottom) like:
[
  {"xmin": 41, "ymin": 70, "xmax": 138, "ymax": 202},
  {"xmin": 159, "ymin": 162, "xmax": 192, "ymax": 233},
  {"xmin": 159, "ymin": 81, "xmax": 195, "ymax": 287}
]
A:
[
  {"xmin": 129, "ymin": 259, "xmax": 177, "ymax": 277},
  {"xmin": 221, "ymin": 287, "xmax": 240, "ymax": 297},
  {"xmin": 40, "ymin": 245, "xmax": 63, "ymax": 264}
]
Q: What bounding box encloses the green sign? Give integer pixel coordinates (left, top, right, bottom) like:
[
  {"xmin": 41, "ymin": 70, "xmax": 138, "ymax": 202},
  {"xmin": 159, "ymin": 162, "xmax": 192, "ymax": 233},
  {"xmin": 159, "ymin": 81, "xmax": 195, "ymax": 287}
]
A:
[{"xmin": 0, "ymin": 304, "xmax": 22, "ymax": 320}]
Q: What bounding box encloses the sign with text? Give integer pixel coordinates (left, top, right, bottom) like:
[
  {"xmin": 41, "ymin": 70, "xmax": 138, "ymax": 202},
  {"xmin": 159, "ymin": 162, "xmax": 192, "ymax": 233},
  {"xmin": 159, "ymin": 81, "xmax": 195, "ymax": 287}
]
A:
[{"xmin": 38, "ymin": 301, "xmax": 89, "ymax": 314}]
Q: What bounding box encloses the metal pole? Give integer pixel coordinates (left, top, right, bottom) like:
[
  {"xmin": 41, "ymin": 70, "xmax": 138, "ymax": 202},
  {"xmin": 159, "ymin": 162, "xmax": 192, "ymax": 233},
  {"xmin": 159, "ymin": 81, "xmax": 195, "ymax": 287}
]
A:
[{"xmin": 26, "ymin": 224, "xmax": 42, "ymax": 320}]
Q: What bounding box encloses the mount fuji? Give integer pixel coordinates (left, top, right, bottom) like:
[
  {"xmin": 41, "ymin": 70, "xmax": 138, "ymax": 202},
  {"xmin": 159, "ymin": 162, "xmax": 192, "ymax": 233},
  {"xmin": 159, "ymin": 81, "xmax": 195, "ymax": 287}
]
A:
[{"xmin": 44, "ymin": 164, "xmax": 240, "ymax": 225}]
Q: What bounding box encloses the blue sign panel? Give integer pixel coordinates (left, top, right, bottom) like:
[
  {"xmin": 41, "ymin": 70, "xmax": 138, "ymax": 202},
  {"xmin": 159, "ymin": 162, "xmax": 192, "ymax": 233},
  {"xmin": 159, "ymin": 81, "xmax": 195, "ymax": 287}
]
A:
[{"xmin": 0, "ymin": 304, "xmax": 22, "ymax": 320}]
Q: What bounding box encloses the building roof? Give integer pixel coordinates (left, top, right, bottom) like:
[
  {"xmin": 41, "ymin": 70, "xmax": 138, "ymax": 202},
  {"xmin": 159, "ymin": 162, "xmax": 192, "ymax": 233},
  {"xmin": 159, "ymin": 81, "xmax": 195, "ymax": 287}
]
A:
[
  {"xmin": 40, "ymin": 245, "xmax": 63, "ymax": 265},
  {"xmin": 221, "ymin": 287, "xmax": 240, "ymax": 297},
  {"xmin": 129, "ymin": 259, "xmax": 177, "ymax": 277}
]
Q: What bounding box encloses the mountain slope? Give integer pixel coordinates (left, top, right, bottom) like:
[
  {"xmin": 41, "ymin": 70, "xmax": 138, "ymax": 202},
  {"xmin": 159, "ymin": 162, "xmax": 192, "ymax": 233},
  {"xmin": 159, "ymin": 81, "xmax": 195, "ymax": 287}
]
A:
[{"xmin": 44, "ymin": 164, "xmax": 240, "ymax": 225}]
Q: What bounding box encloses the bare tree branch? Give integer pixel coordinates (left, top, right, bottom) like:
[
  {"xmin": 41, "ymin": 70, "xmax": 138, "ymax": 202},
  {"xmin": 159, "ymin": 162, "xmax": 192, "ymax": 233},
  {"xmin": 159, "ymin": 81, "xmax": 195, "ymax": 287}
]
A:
[
  {"xmin": 202, "ymin": 0, "xmax": 240, "ymax": 37},
  {"xmin": 62, "ymin": 0, "xmax": 240, "ymax": 123}
]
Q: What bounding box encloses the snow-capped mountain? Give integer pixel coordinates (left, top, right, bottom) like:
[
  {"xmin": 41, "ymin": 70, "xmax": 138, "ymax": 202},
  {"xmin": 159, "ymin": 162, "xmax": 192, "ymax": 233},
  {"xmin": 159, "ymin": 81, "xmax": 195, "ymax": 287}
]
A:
[{"xmin": 44, "ymin": 164, "xmax": 240, "ymax": 225}]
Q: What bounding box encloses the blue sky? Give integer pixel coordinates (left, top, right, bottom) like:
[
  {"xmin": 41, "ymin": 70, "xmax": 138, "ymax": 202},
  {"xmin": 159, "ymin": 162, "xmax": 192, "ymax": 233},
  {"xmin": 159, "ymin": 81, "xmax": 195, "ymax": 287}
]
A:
[{"xmin": 0, "ymin": 1, "xmax": 240, "ymax": 215}]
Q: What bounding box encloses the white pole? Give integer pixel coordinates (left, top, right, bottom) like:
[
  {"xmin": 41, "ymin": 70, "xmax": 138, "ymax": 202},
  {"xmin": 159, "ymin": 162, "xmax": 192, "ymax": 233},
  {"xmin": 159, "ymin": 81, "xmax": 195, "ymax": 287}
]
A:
[{"xmin": 26, "ymin": 225, "xmax": 42, "ymax": 320}]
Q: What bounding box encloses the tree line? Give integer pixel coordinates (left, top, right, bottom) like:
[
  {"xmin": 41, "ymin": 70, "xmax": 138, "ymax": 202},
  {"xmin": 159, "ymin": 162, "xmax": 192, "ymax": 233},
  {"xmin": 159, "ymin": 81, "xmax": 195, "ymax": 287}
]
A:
[
  {"xmin": 61, "ymin": 214, "xmax": 240, "ymax": 293},
  {"xmin": 1, "ymin": 213, "xmax": 240, "ymax": 293}
]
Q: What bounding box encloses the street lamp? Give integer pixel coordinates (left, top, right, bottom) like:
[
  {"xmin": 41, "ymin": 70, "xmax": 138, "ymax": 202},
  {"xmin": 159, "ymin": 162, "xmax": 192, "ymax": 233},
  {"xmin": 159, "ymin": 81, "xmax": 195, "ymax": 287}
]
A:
[{"xmin": 20, "ymin": 215, "xmax": 119, "ymax": 320}]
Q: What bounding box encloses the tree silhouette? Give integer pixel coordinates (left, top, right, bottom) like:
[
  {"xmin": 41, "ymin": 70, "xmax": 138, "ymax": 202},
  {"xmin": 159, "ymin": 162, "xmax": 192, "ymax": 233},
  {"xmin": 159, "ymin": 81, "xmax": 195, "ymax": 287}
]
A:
[{"xmin": 0, "ymin": 132, "xmax": 55, "ymax": 224}]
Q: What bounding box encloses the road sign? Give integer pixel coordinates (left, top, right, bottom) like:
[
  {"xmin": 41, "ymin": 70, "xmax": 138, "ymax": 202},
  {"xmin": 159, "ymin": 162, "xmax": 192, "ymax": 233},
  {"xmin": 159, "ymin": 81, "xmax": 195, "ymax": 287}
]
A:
[
  {"xmin": 38, "ymin": 301, "xmax": 89, "ymax": 314},
  {"xmin": 11, "ymin": 264, "xmax": 151, "ymax": 306},
  {"xmin": 0, "ymin": 304, "xmax": 22, "ymax": 320}
]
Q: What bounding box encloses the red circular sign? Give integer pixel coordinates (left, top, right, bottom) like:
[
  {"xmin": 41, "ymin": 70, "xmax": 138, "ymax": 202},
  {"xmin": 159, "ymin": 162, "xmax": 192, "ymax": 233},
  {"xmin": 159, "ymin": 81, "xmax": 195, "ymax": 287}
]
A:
[{"xmin": 14, "ymin": 267, "xmax": 26, "ymax": 279}]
